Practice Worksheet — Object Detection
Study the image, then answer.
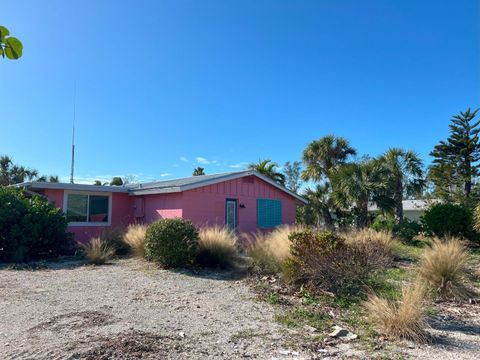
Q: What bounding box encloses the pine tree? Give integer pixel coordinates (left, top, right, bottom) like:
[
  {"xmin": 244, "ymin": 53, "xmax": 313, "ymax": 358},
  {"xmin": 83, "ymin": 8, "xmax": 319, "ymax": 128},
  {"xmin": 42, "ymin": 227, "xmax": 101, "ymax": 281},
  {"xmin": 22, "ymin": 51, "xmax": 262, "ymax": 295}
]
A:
[{"xmin": 429, "ymin": 108, "xmax": 480, "ymax": 200}]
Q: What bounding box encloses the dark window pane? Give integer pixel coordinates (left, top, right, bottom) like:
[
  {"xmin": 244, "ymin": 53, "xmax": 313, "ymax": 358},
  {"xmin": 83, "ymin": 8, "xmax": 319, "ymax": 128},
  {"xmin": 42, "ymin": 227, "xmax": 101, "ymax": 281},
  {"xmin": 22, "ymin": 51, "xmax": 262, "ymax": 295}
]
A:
[
  {"xmin": 66, "ymin": 194, "xmax": 88, "ymax": 222},
  {"xmin": 89, "ymin": 195, "xmax": 109, "ymax": 223}
]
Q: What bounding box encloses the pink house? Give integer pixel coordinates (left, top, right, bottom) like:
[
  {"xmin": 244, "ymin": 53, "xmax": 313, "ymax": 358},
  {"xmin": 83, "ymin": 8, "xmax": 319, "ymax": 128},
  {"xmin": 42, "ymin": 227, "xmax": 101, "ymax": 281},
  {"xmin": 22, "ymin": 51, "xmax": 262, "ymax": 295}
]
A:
[{"xmin": 18, "ymin": 170, "xmax": 307, "ymax": 242}]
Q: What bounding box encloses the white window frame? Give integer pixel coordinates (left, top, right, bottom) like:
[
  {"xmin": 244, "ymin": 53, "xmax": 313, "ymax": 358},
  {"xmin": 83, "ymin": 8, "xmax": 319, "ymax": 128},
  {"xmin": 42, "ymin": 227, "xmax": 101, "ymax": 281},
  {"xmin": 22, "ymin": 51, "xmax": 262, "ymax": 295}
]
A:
[{"xmin": 63, "ymin": 190, "xmax": 112, "ymax": 227}]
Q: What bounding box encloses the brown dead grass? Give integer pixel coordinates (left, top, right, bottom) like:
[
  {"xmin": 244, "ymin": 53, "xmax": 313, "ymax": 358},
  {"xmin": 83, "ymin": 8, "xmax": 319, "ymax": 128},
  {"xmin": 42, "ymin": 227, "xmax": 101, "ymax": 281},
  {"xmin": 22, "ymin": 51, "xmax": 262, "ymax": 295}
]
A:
[
  {"xmin": 83, "ymin": 237, "xmax": 116, "ymax": 265},
  {"xmin": 246, "ymin": 225, "xmax": 303, "ymax": 274},
  {"xmin": 417, "ymin": 236, "xmax": 470, "ymax": 300},
  {"xmin": 196, "ymin": 226, "xmax": 239, "ymax": 268},
  {"xmin": 366, "ymin": 282, "xmax": 428, "ymax": 341},
  {"xmin": 123, "ymin": 224, "xmax": 147, "ymax": 258}
]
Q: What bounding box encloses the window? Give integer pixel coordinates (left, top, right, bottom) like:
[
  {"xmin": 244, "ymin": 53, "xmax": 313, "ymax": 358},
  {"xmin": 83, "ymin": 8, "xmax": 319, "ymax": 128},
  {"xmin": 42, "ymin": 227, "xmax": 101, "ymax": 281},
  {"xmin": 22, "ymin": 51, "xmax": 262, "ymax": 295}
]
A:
[
  {"xmin": 65, "ymin": 192, "xmax": 111, "ymax": 225},
  {"xmin": 257, "ymin": 199, "xmax": 282, "ymax": 228}
]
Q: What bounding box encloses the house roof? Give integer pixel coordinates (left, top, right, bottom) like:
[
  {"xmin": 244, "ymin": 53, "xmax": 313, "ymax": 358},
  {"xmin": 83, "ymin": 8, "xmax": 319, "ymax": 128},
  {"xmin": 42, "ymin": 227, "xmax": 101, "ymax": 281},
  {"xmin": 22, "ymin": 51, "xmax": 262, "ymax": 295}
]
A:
[
  {"xmin": 368, "ymin": 199, "xmax": 441, "ymax": 212},
  {"xmin": 15, "ymin": 170, "xmax": 307, "ymax": 203}
]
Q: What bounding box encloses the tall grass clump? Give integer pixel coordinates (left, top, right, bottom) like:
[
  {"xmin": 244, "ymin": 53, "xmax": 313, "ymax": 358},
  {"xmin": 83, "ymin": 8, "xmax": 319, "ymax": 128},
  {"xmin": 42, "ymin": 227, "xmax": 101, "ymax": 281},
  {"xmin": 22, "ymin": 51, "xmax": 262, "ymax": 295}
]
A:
[
  {"xmin": 247, "ymin": 225, "xmax": 301, "ymax": 274},
  {"xmin": 344, "ymin": 228, "xmax": 397, "ymax": 267},
  {"xmin": 366, "ymin": 283, "xmax": 427, "ymax": 341},
  {"xmin": 196, "ymin": 226, "xmax": 239, "ymax": 268},
  {"xmin": 83, "ymin": 237, "xmax": 116, "ymax": 265},
  {"xmin": 417, "ymin": 237, "xmax": 470, "ymax": 300},
  {"xmin": 123, "ymin": 224, "xmax": 147, "ymax": 258},
  {"xmin": 100, "ymin": 227, "xmax": 129, "ymax": 255}
]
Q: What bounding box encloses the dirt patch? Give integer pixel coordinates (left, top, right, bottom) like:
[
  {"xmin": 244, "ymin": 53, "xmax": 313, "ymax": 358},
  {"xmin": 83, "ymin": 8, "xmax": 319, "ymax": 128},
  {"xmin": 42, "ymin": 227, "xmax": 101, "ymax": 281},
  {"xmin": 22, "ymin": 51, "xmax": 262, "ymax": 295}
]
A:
[
  {"xmin": 30, "ymin": 310, "xmax": 116, "ymax": 332},
  {"xmin": 71, "ymin": 331, "xmax": 182, "ymax": 360}
]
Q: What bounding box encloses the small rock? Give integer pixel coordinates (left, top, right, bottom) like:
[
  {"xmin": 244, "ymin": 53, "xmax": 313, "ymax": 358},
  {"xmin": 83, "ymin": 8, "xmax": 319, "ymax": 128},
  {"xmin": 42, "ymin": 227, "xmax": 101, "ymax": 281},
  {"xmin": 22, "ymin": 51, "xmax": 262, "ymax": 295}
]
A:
[
  {"xmin": 303, "ymin": 324, "xmax": 317, "ymax": 333},
  {"xmin": 5, "ymin": 343, "xmax": 9, "ymax": 346},
  {"xmin": 328, "ymin": 325, "xmax": 358, "ymax": 341},
  {"xmin": 178, "ymin": 331, "xmax": 185, "ymax": 338}
]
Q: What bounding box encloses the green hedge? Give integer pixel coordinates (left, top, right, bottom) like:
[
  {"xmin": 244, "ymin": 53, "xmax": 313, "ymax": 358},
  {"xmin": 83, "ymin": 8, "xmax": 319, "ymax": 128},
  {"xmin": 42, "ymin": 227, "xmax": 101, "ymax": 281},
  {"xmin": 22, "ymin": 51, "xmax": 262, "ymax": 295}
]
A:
[
  {"xmin": 422, "ymin": 203, "xmax": 473, "ymax": 239},
  {"xmin": 144, "ymin": 218, "xmax": 199, "ymax": 268},
  {"xmin": 0, "ymin": 187, "xmax": 74, "ymax": 262}
]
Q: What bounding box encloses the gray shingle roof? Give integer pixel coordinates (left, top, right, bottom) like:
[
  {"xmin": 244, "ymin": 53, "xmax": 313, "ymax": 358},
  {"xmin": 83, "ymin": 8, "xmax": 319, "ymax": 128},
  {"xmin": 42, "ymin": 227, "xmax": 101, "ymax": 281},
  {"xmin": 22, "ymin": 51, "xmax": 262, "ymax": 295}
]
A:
[{"xmin": 15, "ymin": 170, "xmax": 307, "ymax": 203}]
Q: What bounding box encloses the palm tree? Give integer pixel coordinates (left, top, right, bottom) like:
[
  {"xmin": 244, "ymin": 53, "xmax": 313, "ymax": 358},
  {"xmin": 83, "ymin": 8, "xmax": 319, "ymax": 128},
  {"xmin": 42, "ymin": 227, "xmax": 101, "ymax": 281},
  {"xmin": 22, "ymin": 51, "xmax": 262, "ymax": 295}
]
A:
[
  {"xmin": 301, "ymin": 184, "xmax": 335, "ymax": 229},
  {"xmin": 302, "ymin": 135, "xmax": 357, "ymax": 183},
  {"xmin": 193, "ymin": 167, "xmax": 205, "ymax": 176},
  {"xmin": 110, "ymin": 177, "xmax": 124, "ymax": 186},
  {"xmin": 0, "ymin": 155, "xmax": 39, "ymax": 185},
  {"xmin": 332, "ymin": 159, "xmax": 392, "ymax": 228},
  {"xmin": 248, "ymin": 159, "xmax": 286, "ymax": 186},
  {"xmin": 380, "ymin": 148, "xmax": 424, "ymax": 223}
]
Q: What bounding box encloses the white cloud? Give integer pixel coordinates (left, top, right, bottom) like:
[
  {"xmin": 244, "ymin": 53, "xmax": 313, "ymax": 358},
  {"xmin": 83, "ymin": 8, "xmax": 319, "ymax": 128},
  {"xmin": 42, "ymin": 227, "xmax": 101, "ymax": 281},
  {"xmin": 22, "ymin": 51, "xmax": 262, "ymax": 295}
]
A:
[
  {"xmin": 160, "ymin": 173, "xmax": 171, "ymax": 177},
  {"xmin": 180, "ymin": 156, "xmax": 188, "ymax": 162},
  {"xmin": 196, "ymin": 156, "xmax": 210, "ymax": 165},
  {"xmin": 228, "ymin": 162, "xmax": 248, "ymax": 169}
]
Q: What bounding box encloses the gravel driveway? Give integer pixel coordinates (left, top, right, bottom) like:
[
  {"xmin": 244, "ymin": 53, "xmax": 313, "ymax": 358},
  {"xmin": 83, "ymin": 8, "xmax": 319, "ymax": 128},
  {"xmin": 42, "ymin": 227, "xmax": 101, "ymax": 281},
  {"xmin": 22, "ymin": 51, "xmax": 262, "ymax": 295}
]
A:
[
  {"xmin": 1, "ymin": 259, "xmax": 479, "ymax": 360},
  {"xmin": 0, "ymin": 259, "xmax": 293, "ymax": 359}
]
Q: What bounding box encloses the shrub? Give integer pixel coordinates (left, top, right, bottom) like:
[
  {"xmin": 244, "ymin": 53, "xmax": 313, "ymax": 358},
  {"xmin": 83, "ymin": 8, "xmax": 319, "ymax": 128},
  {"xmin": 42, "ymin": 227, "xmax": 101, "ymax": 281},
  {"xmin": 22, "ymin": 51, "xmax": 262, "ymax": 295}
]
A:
[
  {"xmin": 246, "ymin": 225, "xmax": 300, "ymax": 274},
  {"xmin": 196, "ymin": 226, "xmax": 239, "ymax": 268},
  {"xmin": 417, "ymin": 237, "xmax": 470, "ymax": 300},
  {"xmin": 422, "ymin": 203, "xmax": 473, "ymax": 239},
  {"xmin": 0, "ymin": 187, "xmax": 74, "ymax": 262},
  {"xmin": 371, "ymin": 214, "xmax": 395, "ymax": 232},
  {"xmin": 100, "ymin": 227, "xmax": 129, "ymax": 255},
  {"xmin": 393, "ymin": 219, "xmax": 423, "ymax": 243},
  {"xmin": 343, "ymin": 228, "xmax": 396, "ymax": 268},
  {"xmin": 144, "ymin": 218, "xmax": 199, "ymax": 268},
  {"xmin": 83, "ymin": 237, "xmax": 115, "ymax": 265},
  {"xmin": 365, "ymin": 283, "xmax": 427, "ymax": 341},
  {"xmin": 288, "ymin": 230, "xmax": 388, "ymax": 296},
  {"xmin": 123, "ymin": 224, "xmax": 147, "ymax": 258}
]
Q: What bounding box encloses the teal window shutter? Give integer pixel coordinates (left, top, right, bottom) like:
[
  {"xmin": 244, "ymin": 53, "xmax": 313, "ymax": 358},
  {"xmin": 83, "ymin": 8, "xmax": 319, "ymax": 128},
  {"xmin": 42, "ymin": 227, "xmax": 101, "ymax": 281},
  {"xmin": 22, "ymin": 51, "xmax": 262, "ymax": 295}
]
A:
[{"xmin": 257, "ymin": 199, "xmax": 282, "ymax": 228}]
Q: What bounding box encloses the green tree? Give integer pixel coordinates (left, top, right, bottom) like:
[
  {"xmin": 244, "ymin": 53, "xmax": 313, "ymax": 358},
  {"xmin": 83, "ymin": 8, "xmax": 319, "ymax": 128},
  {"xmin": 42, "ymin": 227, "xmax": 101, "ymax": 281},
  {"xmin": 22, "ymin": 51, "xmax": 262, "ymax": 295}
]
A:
[
  {"xmin": 283, "ymin": 161, "xmax": 302, "ymax": 193},
  {"xmin": 332, "ymin": 159, "xmax": 392, "ymax": 228},
  {"xmin": 248, "ymin": 159, "xmax": 286, "ymax": 186},
  {"xmin": 193, "ymin": 167, "xmax": 205, "ymax": 176},
  {"xmin": 93, "ymin": 180, "xmax": 108, "ymax": 186},
  {"xmin": 380, "ymin": 148, "xmax": 424, "ymax": 223},
  {"xmin": 110, "ymin": 177, "xmax": 124, "ymax": 186},
  {"xmin": 298, "ymin": 184, "xmax": 335, "ymax": 229},
  {"xmin": 0, "ymin": 155, "xmax": 39, "ymax": 185},
  {"xmin": 0, "ymin": 26, "xmax": 23, "ymax": 60},
  {"xmin": 301, "ymin": 135, "xmax": 356, "ymax": 228},
  {"xmin": 37, "ymin": 175, "xmax": 60, "ymax": 183},
  {"xmin": 429, "ymin": 108, "xmax": 480, "ymax": 200},
  {"xmin": 302, "ymin": 135, "xmax": 357, "ymax": 183}
]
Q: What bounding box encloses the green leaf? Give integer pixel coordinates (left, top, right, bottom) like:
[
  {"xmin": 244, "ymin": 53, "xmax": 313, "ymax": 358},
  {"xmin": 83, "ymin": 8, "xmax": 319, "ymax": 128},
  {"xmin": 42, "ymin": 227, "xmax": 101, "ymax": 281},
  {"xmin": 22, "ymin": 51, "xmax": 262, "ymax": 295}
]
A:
[
  {"xmin": 5, "ymin": 37, "xmax": 22, "ymax": 59},
  {"xmin": 0, "ymin": 46, "xmax": 3, "ymax": 58},
  {"xmin": 0, "ymin": 26, "xmax": 10, "ymax": 39}
]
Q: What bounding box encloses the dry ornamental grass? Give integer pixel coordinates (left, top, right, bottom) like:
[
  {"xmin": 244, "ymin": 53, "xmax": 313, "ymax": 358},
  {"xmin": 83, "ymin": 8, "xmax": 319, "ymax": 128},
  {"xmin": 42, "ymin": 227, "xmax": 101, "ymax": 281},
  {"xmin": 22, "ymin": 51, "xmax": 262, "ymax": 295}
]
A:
[
  {"xmin": 83, "ymin": 237, "xmax": 116, "ymax": 265},
  {"xmin": 123, "ymin": 224, "xmax": 147, "ymax": 258},
  {"xmin": 196, "ymin": 226, "xmax": 239, "ymax": 268},
  {"xmin": 366, "ymin": 283, "xmax": 427, "ymax": 341},
  {"xmin": 417, "ymin": 236, "xmax": 470, "ymax": 300}
]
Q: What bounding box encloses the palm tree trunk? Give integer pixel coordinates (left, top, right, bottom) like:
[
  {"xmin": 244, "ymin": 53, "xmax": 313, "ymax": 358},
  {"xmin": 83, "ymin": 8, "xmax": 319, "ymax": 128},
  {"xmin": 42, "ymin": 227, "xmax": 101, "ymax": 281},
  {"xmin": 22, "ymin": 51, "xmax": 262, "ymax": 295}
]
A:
[
  {"xmin": 357, "ymin": 199, "xmax": 368, "ymax": 228},
  {"xmin": 394, "ymin": 181, "xmax": 403, "ymax": 224},
  {"xmin": 322, "ymin": 208, "xmax": 334, "ymax": 230}
]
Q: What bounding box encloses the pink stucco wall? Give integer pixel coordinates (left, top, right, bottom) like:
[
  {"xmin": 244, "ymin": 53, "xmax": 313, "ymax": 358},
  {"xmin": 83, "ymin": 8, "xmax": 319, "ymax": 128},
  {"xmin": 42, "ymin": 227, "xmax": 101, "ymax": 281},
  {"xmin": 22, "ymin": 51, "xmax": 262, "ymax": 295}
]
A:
[
  {"xmin": 142, "ymin": 193, "xmax": 183, "ymax": 223},
  {"xmin": 180, "ymin": 176, "xmax": 297, "ymax": 233},
  {"xmin": 44, "ymin": 189, "xmax": 134, "ymax": 243},
  {"xmin": 41, "ymin": 175, "xmax": 299, "ymax": 243}
]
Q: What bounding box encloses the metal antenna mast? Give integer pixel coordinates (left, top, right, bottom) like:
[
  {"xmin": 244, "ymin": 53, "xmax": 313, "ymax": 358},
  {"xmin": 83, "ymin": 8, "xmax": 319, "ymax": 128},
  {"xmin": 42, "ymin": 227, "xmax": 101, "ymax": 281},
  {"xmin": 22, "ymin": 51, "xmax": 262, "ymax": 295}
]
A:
[{"xmin": 69, "ymin": 81, "xmax": 76, "ymax": 184}]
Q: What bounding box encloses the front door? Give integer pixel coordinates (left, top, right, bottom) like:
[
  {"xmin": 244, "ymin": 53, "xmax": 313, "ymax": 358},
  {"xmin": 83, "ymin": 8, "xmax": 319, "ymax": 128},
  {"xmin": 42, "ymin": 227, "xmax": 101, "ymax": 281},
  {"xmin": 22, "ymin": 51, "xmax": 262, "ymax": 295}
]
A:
[{"xmin": 225, "ymin": 199, "xmax": 237, "ymax": 231}]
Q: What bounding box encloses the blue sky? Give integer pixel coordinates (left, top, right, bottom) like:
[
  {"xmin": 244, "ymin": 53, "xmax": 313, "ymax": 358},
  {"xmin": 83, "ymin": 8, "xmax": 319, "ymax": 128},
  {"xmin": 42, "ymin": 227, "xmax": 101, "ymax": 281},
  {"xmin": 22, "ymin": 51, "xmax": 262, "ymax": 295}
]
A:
[{"xmin": 1, "ymin": 0, "xmax": 479, "ymax": 183}]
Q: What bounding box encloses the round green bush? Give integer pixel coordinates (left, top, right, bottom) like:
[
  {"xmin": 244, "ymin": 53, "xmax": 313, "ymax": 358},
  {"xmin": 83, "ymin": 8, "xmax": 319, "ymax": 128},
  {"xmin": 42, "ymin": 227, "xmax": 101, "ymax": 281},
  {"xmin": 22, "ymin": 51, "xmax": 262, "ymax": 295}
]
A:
[
  {"xmin": 144, "ymin": 218, "xmax": 199, "ymax": 268},
  {"xmin": 371, "ymin": 214, "xmax": 396, "ymax": 232},
  {"xmin": 0, "ymin": 187, "xmax": 74, "ymax": 262},
  {"xmin": 422, "ymin": 203, "xmax": 473, "ymax": 239}
]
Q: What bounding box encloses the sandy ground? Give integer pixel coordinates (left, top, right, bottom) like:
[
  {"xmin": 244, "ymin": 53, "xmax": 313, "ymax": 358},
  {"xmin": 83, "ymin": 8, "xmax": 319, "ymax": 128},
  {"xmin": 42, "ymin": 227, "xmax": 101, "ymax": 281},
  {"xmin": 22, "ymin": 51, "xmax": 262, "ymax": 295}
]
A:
[{"xmin": 0, "ymin": 258, "xmax": 479, "ymax": 359}]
